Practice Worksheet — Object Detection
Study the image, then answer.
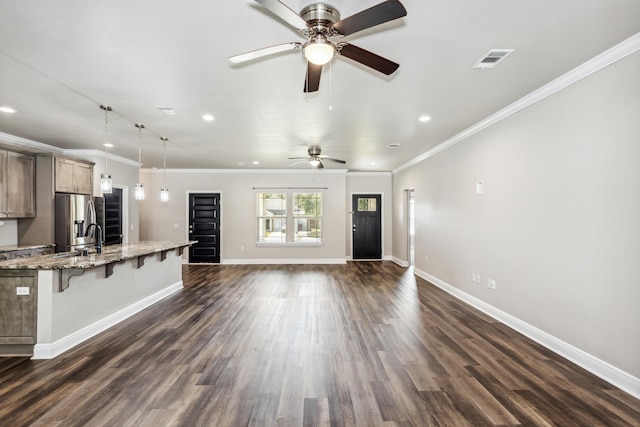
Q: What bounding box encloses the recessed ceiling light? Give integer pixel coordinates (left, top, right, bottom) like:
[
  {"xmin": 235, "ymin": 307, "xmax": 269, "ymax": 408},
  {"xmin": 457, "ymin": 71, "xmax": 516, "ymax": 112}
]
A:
[
  {"xmin": 388, "ymin": 143, "xmax": 400, "ymax": 149},
  {"xmin": 370, "ymin": 162, "xmax": 377, "ymax": 166},
  {"xmin": 0, "ymin": 106, "xmax": 16, "ymax": 114},
  {"xmin": 418, "ymin": 115, "xmax": 431, "ymax": 122},
  {"xmin": 103, "ymin": 143, "xmax": 114, "ymax": 148},
  {"xmin": 252, "ymin": 161, "xmax": 260, "ymax": 165},
  {"xmin": 202, "ymin": 114, "xmax": 215, "ymax": 121}
]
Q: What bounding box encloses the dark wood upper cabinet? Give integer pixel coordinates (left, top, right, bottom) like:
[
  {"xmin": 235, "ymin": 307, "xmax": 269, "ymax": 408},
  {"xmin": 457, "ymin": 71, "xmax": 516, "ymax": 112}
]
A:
[
  {"xmin": 0, "ymin": 150, "xmax": 35, "ymax": 218},
  {"xmin": 54, "ymin": 157, "xmax": 93, "ymax": 195}
]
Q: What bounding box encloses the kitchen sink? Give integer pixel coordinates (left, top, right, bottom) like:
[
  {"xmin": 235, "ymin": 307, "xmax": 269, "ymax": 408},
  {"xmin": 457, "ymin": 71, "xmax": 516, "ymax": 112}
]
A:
[{"xmin": 50, "ymin": 252, "xmax": 81, "ymax": 259}]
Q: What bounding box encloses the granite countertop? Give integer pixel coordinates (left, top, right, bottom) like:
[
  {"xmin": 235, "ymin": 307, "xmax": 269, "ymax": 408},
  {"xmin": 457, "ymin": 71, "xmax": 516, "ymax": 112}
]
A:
[
  {"xmin": 0, "ymin": 241, "xmax": 196, "ymax": 270},
  {"xmin": 0, "ymin": 244, "xmax": 55, "ymax": 254}
]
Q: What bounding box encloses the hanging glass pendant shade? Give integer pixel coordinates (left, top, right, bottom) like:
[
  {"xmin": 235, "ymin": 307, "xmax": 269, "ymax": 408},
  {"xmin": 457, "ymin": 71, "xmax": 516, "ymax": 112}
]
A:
[{"xmin": 100, "ymin": 171, "xmax": 112, "ymax": 194}]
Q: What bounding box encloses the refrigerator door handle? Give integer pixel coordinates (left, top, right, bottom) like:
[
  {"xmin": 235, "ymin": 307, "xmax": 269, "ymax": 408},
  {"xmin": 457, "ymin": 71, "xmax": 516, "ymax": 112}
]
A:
[{"xmin": 86, "ymin": 199, "xmax": 96, "ymax": 238}]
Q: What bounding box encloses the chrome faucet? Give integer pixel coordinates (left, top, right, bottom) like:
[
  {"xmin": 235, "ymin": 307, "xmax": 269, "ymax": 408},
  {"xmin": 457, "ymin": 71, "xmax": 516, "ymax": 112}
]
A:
[{"xmin": 85, "ymin": 223, "xmax": 103, "ymax": 254}]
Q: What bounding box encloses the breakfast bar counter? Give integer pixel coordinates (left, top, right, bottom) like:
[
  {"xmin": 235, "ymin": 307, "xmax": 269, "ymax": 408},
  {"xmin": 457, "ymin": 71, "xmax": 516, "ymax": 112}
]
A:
[{"xmin": 0, "ymin": 241, "xmax": 196, "ymax": 359}]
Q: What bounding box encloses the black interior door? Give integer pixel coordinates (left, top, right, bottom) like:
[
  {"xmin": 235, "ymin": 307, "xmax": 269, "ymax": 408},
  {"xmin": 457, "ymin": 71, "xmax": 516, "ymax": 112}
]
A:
[
  {"xmin": 103, "ymin": 188, "xmax": 122, "ymax": 245},
  {"xmin": 188, "ymin": 193, "xmax": 220, "ymax": 263},
  {"xmin": 352, "ymin": 194, "xmax": 382, "ymax": 260}
]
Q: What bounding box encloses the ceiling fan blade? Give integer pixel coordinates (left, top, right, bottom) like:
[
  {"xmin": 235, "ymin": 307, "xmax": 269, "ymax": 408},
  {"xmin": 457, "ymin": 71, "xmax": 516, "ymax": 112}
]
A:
[
  {"xmin": 338, "ymin": 43, "xmax": 399, "ymax": 75},
  {"xmin": 322, "ymin": 157, "xmax": 346, "ymax": 164},
  {"xmin": 255, "ymin": 0, "xmax": 309, "ymax": 30},
  {"xmin": 288, "ymin": 159, "xmax": 309, "ymax": 166},
  {"xmin": 287, "ymin": 156, "xmax": 310, "ymax": 160},
  {"xmin": 304, "ymin": 62, "xmax": 322, "ymax": 93},
  {"xmin": 332, "ymin": 0, "xmax": 407, "ymax": 37},
  {"xmin": 229, "ymin": 42, "xmax": 301, "ymax": 63}
]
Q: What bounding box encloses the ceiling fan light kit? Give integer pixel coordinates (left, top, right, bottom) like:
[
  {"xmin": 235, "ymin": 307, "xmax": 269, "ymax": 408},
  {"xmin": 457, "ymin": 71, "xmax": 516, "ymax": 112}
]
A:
[
  {"xmin": 303, "ymin": 36, "xmax": 335, "ymax": 65},
  {"xmin": 231, "ymin": 0, "xmax": 407, "ymax": 92}
]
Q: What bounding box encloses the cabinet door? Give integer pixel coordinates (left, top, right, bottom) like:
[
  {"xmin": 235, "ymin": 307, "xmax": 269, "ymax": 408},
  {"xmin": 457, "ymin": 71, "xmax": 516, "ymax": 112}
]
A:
[
  {"xmin": 74, "ymin": 162, "xmax": 94, "ymax": 194},
  {"xmin": 55, "ymin": 157, "xmax": 76, "ymax": 193},
  {"xmin": 0, "ymin": 151, "xmax": 6, "ymax": 216},
  {"xmin": 6, "ymin": 152, "xmax": 35, "ymax": 217},
  {"xmin": 0, "ymin": 271, "xmax": 37, "ymax": 345}
]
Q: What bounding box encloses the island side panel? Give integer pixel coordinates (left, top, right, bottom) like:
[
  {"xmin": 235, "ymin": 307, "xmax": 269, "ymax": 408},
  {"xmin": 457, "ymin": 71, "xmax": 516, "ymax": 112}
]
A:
[{"xmin": 35, "ymin": 250, "xmax": 183, "ymax": 358}]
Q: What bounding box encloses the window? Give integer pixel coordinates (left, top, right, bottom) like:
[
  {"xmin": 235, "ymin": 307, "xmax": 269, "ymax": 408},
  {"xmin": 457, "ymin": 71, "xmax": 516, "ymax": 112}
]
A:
[
  {"xmin": 293, "ymin": 193, "xmax": 322, "ymax": 242},
  {"xmin": 358, "ymin": 197, "xmax": 377, "ymax": 211},
  {"xmin": 257, "ymin": 192, "xmax": 322, "ymax": 244},
  {"xmin": 257, "ymin": 193, "xmax": 286, "ymax": 243}
]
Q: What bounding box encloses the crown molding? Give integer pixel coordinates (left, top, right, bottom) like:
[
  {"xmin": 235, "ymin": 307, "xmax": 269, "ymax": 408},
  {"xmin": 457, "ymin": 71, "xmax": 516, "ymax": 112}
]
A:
[
  {"xmin": 0, "ymin": 131, "xmax": 65, "ymax": 154},
  {"xmin": 64, "ymin": 149, "xmax": 139, "ymax": 167},
  {"xmin": 347, "ymin": 171, "xmax": 392, "ymax": 177},
  {"xmin": 142, "ymin": 168, "xmax": 349, "ymax": 174}
]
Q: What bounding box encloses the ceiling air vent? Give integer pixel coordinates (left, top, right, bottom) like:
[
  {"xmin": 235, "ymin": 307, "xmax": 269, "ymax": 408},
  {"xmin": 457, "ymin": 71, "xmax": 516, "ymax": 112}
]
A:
[
  {"xmin": 156, "ymin": 106, "xmax": 177, "ymax": 116},
  {"xmin": 472, "ymin": 49, "xmax": 514, "ymax": 69},
  {"xmin": 388, "ymin": 143, "xmax": 400, "ymax": 149}
]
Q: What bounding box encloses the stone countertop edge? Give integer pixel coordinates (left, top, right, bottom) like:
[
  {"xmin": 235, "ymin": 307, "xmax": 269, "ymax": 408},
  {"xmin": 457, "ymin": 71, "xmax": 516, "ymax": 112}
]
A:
[
  {"xmin": 0, "ymin": 241, "xmax": 197, "ymax": 270},
  {"xmin": 0, "ymin": 244, "xmax": 56, "ymax": 253}
]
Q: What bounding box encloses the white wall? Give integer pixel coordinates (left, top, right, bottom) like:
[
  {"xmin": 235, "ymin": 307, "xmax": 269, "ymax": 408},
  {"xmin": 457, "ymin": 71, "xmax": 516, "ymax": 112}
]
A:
[
  {"xmin": 140, "ymin": 169, "xmax": 347, "ymax": 263},
  {"xmin": 392, "ymin": 51, "xmax": 640, "ymax": 380},
  {"xmin": 0, "ymin": 219, "xmax": 18, "ymax": 245}
]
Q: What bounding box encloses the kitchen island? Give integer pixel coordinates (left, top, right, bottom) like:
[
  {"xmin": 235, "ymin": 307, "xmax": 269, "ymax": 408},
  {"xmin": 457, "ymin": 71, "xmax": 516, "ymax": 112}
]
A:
[{"xmin": 0, "ymin": 241, "xmax": 195, "ymax": 358}]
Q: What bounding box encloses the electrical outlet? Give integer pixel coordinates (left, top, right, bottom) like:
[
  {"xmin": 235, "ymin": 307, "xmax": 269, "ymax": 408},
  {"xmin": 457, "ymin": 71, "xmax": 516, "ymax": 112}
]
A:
[
  {"xmin": 487, "ymin": 278, "xmax": 496, "ymax": 290},
  {"xmin": 16, "ymin": 287, "xmax": 30, "ymax": 296}
]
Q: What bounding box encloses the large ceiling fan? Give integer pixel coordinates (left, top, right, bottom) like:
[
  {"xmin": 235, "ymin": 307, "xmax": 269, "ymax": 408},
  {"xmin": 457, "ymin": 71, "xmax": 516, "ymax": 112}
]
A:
[
  {"xmin": 229, "ymin": 0, "xmax": 407, "ymax": 92},
  {"xmin": 288, "ymin": 146, "xmax": 346, "ymax": 168}
]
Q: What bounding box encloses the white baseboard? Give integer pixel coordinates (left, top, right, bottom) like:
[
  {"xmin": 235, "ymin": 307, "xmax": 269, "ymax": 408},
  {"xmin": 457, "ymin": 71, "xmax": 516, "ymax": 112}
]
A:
[
  {"xmin": 221, "ymin": 258, "xmax": 347, "ymax": 265},
  {"xmin": 33, "ymin": 281, "xmax": 183, "ymax": 360},
  {"xmin": 414, "ymin": 268, "xmax": 640, "ymax": 400},
  {"xmin": 392, "ymin": 256, "xmax": 408, "ymax": 267}
]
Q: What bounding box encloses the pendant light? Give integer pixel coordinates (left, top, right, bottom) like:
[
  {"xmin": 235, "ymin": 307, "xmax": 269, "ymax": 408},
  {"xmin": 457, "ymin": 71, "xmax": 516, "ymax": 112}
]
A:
[
  {"xmin": 134, "ymin": 123, "xmax": 145, "ymax": 200},
  {"xmin": 160, "ymin": 136, "xmax": 169, "ymax": 202},
  {"xmin": 99, "ymin": 104, "xmax": 113, "ymax": 194}
]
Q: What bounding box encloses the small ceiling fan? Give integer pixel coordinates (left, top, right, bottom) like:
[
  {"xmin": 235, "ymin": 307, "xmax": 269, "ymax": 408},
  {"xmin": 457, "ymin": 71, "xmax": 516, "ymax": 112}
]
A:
[
  {"xmin": 229, "ymin": 0, "xmax": 407, "ymax": 92},
  {"xmin": 288, "ymin": 146, "xmax": 346, "ymax": 169}
]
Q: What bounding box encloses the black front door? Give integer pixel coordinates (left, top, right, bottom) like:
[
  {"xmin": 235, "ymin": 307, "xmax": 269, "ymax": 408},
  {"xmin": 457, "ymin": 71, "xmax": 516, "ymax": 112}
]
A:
[
  {"xmin": 188, "ymin": 193, "xmax": 220, "ymax": 263},
  {"xmin": 352, "ymin": 194, "xmax": 382, "ymax": 260}
]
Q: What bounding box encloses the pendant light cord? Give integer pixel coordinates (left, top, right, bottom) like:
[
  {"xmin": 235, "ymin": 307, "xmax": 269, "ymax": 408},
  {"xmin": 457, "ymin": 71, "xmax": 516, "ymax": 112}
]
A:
[
  {"xmin": 161, "ymin": 136, "xmax": 168, "ymax": 187},
  {"xmin": 329, "ymin": 59, "xmax": 332, "ymax": 111},
  {"xmin": 136, "ymin": 124, "xmax": 144, "ymax": 176},
  {"xmin": 101, "ymin": 104, "xmax": 112, "ymax": 172}
]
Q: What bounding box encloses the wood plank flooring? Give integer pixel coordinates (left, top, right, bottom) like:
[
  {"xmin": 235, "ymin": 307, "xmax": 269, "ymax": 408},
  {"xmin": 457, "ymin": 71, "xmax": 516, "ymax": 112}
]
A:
[{"xmin": 0, "ymin": 262, "xmax": 638, "ymax": 426}]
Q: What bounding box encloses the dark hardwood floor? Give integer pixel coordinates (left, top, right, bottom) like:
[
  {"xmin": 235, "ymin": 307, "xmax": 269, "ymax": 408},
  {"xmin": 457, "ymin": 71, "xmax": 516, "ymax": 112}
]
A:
[{"xmin": 0, "ymin": 263, "xmax": 639, "ymax": 426}]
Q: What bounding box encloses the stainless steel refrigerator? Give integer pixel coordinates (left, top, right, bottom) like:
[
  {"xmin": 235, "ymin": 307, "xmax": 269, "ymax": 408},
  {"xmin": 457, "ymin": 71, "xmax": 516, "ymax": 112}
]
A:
[{"xmin": 55, "ymin": 194, "xmax": 105, "ymax": 253}]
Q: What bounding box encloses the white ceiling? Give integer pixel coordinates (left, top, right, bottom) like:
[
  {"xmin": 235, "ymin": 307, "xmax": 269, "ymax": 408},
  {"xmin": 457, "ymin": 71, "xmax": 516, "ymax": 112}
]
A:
[{"xmin": 0, "ymin": 0, "xmax": 638, "ymax": 171}]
